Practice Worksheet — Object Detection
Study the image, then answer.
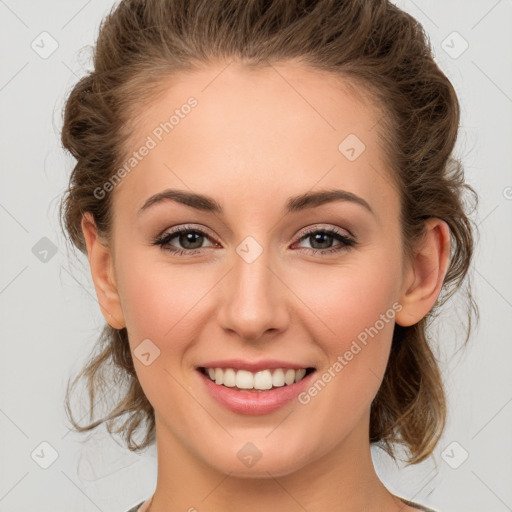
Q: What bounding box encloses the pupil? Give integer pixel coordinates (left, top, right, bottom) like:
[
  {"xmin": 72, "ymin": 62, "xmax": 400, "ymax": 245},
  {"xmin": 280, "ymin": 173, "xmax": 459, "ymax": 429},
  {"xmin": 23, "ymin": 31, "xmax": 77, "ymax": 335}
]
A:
[
  {"xmin": 312, "ymin": 233, "xmax": 331, "ymax": 249},
  {"xmin": 181, "ymin": 232, "xmax": 203, "ymax": 249}
]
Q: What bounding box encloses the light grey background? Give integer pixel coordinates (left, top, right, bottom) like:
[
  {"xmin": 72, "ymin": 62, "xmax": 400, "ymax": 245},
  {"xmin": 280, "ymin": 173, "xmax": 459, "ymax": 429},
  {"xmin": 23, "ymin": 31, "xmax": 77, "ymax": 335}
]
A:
[{"xmin": 1, "ymin": 1, "xmax": 511, "ymax": 511}]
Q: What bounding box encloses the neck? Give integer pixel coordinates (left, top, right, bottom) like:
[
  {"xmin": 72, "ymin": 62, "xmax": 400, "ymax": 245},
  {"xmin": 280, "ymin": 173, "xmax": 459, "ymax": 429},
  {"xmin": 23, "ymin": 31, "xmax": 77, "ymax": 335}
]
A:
[{"xmin": 146, "ymin": 412, "xmax": 401, "ymax": 512}]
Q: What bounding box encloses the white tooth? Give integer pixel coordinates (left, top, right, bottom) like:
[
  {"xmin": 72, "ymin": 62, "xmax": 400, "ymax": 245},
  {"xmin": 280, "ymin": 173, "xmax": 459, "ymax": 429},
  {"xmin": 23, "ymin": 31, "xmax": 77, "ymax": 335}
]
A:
[
  {"xmin": 284, "ymin": 369, "xmax": 295, "ymax": 385},
  {"xmin": 254, "ymin": 370, "xmax": 273, "ymax": 390},
  {"xmin": 223, "ymin": 368, "xmax": 236, "ymax": 387},
  {"xmin": 210, "ymin": 367, "xmax": 308, "ymax": 389},
  {"xmin": 295, "ymin": 368, "xmax": 307, "ymax": 382},
  {"xmin": 236, "ymin": 369, "xmax": 254, "ymax": 389},
  {"xmin": 272, "ymin": 368, "xmax": 285, "ymax": 387}
]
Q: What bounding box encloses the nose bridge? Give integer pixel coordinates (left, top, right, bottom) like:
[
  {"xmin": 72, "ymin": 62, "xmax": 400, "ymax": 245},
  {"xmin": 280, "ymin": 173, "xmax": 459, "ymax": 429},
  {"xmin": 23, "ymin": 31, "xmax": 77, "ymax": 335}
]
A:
[{"xmin": 218, "ymin": 234, "xmax": 289, "ymax": 341}]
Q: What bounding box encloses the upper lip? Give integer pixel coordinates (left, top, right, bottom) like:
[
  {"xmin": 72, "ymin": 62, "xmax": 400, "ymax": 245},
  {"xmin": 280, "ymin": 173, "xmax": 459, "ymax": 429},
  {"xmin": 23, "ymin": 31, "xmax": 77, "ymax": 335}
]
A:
[{"xmin": 198, "ymin": 359, "xmax": 315, "ymax": 372}]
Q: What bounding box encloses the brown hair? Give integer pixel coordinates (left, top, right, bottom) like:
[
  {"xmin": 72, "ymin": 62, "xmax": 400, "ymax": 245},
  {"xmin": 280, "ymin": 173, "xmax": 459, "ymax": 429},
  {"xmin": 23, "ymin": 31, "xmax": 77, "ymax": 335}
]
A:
[{"xmin": 60, "ymin": 0, "xmax": 478, "ymax": 463}]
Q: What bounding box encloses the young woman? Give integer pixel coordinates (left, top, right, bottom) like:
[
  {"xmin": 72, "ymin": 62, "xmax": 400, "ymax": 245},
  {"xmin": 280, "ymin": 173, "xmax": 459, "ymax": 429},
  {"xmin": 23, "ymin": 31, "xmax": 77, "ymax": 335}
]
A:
[{"xmin": 60, "ymin": 1, "xmax": 477, "ymax": 511}]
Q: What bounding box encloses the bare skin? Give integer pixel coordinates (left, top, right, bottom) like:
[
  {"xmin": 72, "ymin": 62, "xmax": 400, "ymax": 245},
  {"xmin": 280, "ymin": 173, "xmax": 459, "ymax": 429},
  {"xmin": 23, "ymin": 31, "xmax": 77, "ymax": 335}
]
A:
[{"xmin": 82, "ymin": 60, "xmax": 449, "ymax": 512}]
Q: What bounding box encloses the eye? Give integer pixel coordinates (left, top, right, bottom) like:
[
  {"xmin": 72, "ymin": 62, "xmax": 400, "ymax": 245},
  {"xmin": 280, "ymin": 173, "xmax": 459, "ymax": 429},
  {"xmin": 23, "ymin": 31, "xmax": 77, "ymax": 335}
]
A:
[
  {"xmin": 294, "ymin": 227, "xmax": 357, "ymax": 255},
  {"xmin": 152, "ymin": 225, "xmax": 216, "ymax": 256},
  {"xmin": 152, "ymin": 225, "xmax": 357, "ymax": 256}
]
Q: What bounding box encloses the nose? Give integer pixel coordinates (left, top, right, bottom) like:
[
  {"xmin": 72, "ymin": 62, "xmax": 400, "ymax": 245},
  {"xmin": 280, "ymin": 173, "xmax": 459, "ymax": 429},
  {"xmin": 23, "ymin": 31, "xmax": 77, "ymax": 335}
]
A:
[{"xmin": 217, "ymin": 244, "xmax": 290, "ymax": 343}]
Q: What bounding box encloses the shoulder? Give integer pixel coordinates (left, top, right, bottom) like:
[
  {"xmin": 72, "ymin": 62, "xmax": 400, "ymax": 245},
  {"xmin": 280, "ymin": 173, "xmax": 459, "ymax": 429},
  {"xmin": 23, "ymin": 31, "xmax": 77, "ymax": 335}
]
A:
[
  {"xmin": 125, "ymin": 501, "xmax": 145, "ymax": 512},
  {"xmin": 398, "ymin": 496, "xmax": 439, "ymax": 512}
]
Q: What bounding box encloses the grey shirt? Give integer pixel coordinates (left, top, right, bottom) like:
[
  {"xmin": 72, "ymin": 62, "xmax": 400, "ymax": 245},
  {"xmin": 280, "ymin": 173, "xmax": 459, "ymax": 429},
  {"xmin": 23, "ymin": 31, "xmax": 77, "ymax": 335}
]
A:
[{"xmin": 125, "ymin": 496, "xmax": 438, "ymax": 511}]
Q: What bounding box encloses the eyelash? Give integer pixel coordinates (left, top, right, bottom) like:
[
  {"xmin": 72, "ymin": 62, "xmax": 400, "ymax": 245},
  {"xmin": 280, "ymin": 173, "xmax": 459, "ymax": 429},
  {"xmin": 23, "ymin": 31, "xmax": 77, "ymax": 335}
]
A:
[{"xmin": 152, "ymin": 224, "xmax": 357, "ymax": 257}]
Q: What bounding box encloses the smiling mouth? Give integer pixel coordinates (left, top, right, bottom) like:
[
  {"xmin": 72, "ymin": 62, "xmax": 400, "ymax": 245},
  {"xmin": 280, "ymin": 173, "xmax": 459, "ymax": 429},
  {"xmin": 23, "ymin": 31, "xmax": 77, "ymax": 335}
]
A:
[{"xmin": 199, "ymin": 366, "xmax": 316, "ymax": 392}]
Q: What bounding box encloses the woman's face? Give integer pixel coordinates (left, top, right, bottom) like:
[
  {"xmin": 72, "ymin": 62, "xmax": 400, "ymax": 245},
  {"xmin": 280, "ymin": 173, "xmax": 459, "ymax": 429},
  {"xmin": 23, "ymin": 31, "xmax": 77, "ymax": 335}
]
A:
[{"xmin": 104, "ymin": 61, "xmax": 412, "ymax": 476}]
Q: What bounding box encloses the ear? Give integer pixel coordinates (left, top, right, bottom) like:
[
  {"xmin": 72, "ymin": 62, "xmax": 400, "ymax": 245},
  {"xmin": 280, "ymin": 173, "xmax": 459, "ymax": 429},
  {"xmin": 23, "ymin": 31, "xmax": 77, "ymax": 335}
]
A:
[
  {"xmin": 395, "ymin": 218, "xmax": 451, "ymax": 327},
  {"xmin": 81, "ymin": 212, "xmax": 126, "ymax": 330}
]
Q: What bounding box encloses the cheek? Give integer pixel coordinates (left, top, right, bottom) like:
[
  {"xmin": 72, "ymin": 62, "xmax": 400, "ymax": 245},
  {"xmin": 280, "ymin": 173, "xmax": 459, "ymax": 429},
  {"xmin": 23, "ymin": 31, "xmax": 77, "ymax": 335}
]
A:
[
  {"xmin": 115, "ymin": 252, "xmax": 212, "ymax": 407},
  {"xmin": 291, "ymin": 247, "xmax": 402, "ymax": 414},
  {"xmin": 116, "ymin": 248, "xmax": 210, "ymax": 341},
  {"xmin": 292, "ymin": 248, "xmax": 402, "ymax": 348}
]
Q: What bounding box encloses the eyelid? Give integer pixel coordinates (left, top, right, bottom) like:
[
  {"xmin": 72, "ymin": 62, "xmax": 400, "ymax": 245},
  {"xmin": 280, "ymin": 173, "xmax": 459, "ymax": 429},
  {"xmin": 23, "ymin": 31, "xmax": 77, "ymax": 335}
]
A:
[
  {"xmin": 155, "ymin": 223, "xmax": 354, "ymax": 245},
  {"xmin": 296, "ymin": 223, "xmax": 354, "ymax": 240},
  {"xmin": 156, "ymin": 223, "xmax": 219, "ymax": 243}
]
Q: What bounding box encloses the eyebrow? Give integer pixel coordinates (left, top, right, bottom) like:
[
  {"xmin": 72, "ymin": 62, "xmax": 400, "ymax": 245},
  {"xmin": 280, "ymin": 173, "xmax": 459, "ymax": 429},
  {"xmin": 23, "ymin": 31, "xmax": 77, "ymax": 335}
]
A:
[{"xmin": 138, "ymin": 188, "xmax": 374, "ymax": 216}]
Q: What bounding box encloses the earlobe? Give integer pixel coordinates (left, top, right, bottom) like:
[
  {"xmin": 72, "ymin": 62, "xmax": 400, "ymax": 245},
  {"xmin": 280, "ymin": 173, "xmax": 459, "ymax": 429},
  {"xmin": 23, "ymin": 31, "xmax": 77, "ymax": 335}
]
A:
[
  {"xmin": 81, "ymin": 212, "xmax": 126, "ymax": 330},
  {"xmin": 395, "ymin": 218, "xmax": 451, "ymax": 327}
]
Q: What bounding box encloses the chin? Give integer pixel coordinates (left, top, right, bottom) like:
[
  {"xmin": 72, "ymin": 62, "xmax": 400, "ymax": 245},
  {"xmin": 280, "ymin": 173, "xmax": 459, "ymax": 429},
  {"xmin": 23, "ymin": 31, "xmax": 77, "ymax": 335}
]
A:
[
  {"xmin": 208, "ymin": 453, "xmax": 308, "ymax": 479},
  {"xmin": 195, "ymin": 434, "xmax": 317, "ymax": 479}
]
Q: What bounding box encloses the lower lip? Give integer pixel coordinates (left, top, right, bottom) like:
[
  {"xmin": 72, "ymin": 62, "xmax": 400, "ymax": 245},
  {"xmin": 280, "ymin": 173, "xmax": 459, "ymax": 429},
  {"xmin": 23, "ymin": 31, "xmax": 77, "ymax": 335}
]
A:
[{"xmin": 197, "ymin": 369, "xmax": 316, "ymax": 415}]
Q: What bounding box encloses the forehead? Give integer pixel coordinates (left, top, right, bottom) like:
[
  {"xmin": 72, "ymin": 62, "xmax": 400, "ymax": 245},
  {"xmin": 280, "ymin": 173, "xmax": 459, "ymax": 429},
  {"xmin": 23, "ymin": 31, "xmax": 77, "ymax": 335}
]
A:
[{"xmin": 115, "ymin": 61, "xmax": 398, "ymax": 221}]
